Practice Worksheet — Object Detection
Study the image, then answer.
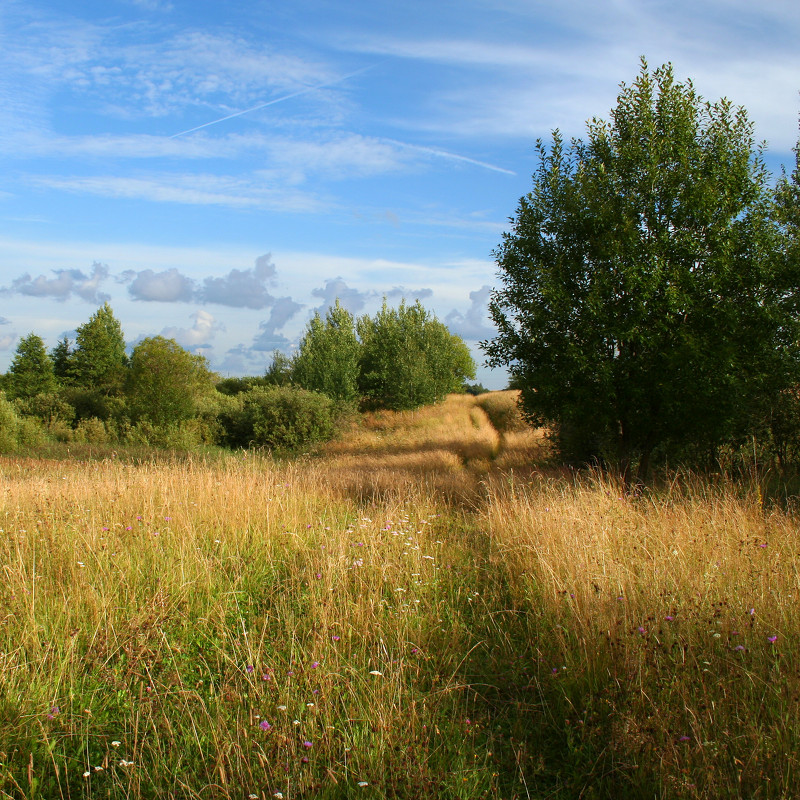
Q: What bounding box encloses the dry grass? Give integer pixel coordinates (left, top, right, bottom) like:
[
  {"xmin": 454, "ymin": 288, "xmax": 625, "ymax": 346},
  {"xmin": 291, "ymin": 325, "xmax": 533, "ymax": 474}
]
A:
[{"xmin": 2, "ymin": 396, "xmax": 799, "ymax": 798}]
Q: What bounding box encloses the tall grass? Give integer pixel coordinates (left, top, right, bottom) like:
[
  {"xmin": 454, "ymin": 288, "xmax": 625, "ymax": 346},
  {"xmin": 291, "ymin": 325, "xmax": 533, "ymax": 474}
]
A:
[{"xmin": 0, "ymin": 393, "xmax": 798, "ymax": 798}]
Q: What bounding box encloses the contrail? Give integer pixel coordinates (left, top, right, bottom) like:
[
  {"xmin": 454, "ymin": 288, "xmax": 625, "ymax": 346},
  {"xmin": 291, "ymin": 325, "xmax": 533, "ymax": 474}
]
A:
[
  {"xmin": 383, "ymin": 138, "xmax": 516, "ymax": 176},
  {"xmin": 170, "ymin": 65, "xmax": 375, "ymax": 139}
]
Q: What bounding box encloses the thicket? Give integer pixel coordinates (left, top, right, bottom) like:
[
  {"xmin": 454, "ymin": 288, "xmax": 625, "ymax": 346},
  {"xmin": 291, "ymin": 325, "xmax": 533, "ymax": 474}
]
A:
[{"xmin": 0, "ymin": 299, "xmax": 475, "ymax": 455}]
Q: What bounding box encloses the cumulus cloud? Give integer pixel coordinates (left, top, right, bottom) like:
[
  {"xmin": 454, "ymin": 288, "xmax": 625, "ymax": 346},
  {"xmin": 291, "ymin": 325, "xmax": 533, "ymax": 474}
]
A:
[
  {"xmin": 0, "ymin": 333, "xmax": 16, "ymax": 350},
  {"xmin": 251, "ymin": 297, "xmax": 304, "ymax": 351},
  {"xmin": 312, "ymin": 278, "xmax": 370, "ymax": 314},
  {"xmin": 122, "ymin": 254, "xmax": 280, "ymax": 308},
  {"xmin": 445, "ymin": 285, "xmax": 496, "ymax": 340},
  {"xmin": 2, "ymin": 262, "xmax": 110, "ymax": 303},
  {"xmin": 197, "ymin": 253, "xmax": 277, "ymax": 308},
  {"xmin": 127, "ymin": 267, "xmax": 196, "ymax": 302},
  {"xmin": 160, "ymin": 310, "xmax": 224, "ymax": 351}
]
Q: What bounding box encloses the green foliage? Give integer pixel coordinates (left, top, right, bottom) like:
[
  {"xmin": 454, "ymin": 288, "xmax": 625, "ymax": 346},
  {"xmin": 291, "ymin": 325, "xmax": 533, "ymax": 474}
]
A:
[
  {"xmin": 484, "ymin": 60, "xmax": 797, "ymax": 479},
  {"xmin": 463, "ymin": 382, "xmax": 489, "ymax": 396},
  {"xmin": 264, "ymin": 349, "xmax": 295, "ymax": 387},
  {"xmin": 6, "ymin": 333, "xmax": 57, "ymax": 400},
  {"xmin": 216, "ymin": 386, "xmax": 335, "ymax": 451},
  {"xmin": 70, "ymin": 302, "xmax": 127, "ymax": 395},
  {"xmin": 16, "ymin": 392, "xmax": 75, "ymax": 426},
  {"xmin": 358, "ymin": 300, "xmax": 476, "ymax": 411},
  {"xmin": 0, "ymin": 392, "xmax": 47, "ymax": 451},
  {"xmin": 126, "ymin": 336, "xmax": 217, "ymax": 428},
  {"xmin": 50, "ymin": 336, "xmax": 72, "ymax": 382},
  {"xmin": 293, "ymin": 301, "xmax": 360, "ymax": 406}
]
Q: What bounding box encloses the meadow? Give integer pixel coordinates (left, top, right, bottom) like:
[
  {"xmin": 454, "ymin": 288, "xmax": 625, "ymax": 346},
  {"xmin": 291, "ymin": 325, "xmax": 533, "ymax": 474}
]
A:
[{"xmin": 1, "ymin": 391, "xmax": 798, "ymax": 799}]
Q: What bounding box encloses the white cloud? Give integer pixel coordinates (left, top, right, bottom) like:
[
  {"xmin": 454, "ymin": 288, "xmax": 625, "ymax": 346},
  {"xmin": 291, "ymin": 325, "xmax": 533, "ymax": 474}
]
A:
[{"xmin": 160, "ymin": 310, "xmax": 223, "ymax": 349}]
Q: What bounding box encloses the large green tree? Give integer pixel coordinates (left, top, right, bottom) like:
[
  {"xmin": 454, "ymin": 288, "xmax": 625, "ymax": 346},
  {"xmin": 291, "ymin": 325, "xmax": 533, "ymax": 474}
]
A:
[
  {"xmin": 358, "ymin": 300, "xmax": 475, "ymax": 410},
  {"xmin": 70, "ymin": 303, "xmax": 127, "ymax": 395},
  {"xmin": 293, "ymin": 301, "xmax": 361, "ymax": 406},
  {"xmin": 484, "ymin": 61, "xmax": 798, "ymax": 480},
  {"xmin": 6, "ymin": 333, "xmax": 57, "ymax": 400},
  {"xmin": 126, "ymin": 336, "xmax": 217, "ymax": 427}
]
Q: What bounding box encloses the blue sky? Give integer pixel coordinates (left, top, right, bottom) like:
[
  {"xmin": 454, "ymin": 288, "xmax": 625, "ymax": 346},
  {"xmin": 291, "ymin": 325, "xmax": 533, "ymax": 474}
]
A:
[{"xmin": 1, "ymin": 0, "xmax": 798, "ymax": 388}]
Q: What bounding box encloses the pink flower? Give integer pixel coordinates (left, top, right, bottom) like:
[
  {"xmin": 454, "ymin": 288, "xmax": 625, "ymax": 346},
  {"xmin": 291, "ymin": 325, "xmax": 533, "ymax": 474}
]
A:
[
  {"xmin": 768, "ymin": 635, "xmax": 778, "ymax": 643},
  {"xmin": 302, "ymin": 741, "xmax": 312, "ymax": 748},
  {"xmin": 259, "ymin": 720, "xmax": 272, "ymax": 731}
]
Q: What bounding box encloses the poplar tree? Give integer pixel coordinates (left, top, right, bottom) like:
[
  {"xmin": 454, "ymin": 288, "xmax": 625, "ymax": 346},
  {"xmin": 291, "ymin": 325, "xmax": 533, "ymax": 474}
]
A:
[{"xmin": 484, "ymin": 61, "xmax": 797, "ymax": 480}]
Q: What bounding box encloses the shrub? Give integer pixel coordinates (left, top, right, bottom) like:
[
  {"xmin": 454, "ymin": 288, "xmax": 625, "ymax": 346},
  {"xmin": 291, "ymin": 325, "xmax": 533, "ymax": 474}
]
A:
[{"xmin": 216, "ymin": 386, "xmax": 335, "ymax": 451}]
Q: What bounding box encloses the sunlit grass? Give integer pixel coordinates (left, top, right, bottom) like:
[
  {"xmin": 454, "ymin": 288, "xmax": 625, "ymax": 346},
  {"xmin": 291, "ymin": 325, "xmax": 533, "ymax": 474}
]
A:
[{"xmin": 1, "ymin": 393, "xmax": 799, "ymax": 798}]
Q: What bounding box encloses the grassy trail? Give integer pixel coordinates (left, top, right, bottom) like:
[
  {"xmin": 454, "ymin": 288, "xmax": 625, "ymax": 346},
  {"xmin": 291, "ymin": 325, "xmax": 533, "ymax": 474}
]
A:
[{"xmin": 1, "ymin": 393, "xmax": 799, "ymax": 798}]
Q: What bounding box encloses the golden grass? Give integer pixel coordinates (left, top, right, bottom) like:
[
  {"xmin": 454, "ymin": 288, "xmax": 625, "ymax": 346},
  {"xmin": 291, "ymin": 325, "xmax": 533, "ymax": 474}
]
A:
[{"xmin": 2, "ymin": 396, "xmax": 800, "ymax": 798}]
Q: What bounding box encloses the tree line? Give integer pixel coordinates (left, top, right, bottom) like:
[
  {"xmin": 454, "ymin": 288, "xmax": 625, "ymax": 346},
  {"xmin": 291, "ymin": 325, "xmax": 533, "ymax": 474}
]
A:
[{"xmin": 0, "ymin": 299, "xmax": 475, "ymax": 453}]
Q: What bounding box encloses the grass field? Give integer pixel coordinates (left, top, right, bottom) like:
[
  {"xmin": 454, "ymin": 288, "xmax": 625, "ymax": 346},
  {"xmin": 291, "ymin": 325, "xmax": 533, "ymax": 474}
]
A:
[{"xmin": 1, "ymin": 392, "xmax": 798, "ymax": 799}]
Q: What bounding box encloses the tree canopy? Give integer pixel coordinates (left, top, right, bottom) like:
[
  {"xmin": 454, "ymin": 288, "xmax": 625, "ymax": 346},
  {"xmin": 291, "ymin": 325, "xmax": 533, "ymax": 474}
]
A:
[
  {"xmin": 484, "ymin": 61, "xmax": 800, "ymax": 480},
  {"xmin": 126, "ymin": 336, "xmax": 217, "ymax": 428},
  {"xmin": 7, "ymin": 333, "xmax": 57, "ymax": 401},
  {"xmin": 70, "ymin": 303, "xmax": 128, "ymax": 395},
  {"xmin": 293, "ymin": 301, "xmax": 361, "ymax": 406},
  {"xmin": 358, "ymin": 300, "xmax": 476, "ymax": 411}
]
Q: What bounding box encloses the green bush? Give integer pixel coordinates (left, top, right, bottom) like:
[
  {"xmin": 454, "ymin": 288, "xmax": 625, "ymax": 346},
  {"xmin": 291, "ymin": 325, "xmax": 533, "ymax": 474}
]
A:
[
  {"xmin": 216, "ymin": 386, "xmax": 335, "ymax": 451},
  {"xmin": 0, "ymin": 392, "xmax": 48, "ymax": 451}
]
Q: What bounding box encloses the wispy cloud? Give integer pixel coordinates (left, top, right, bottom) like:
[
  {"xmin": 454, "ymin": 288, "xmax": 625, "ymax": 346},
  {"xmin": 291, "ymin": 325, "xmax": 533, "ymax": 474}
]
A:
[
  {"xmin": 171, "ymin": 65, "xmax": 376, "ymax": 138},
  {"xmin": 31, "ymin": 175, "xmax": 324, "ymax": 211}
]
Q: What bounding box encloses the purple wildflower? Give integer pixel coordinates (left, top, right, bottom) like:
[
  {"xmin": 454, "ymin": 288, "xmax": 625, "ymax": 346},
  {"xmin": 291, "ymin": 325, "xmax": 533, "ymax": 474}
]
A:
[
  {"xmin": 768, "ymin": 635, "xmax": 778, "ymax": 643},
  {"xmin": 259, "ymin": 720, "xmax": 272, "ymax": 731}
]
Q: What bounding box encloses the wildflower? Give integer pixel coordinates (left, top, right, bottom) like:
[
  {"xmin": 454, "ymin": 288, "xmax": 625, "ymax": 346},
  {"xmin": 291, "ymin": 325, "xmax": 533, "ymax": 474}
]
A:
[
  {"xmin": 315, "ymin": 573, "xmax": 322, "ymax": 580},
  {"xmin": 768, "ymin": 635, "xmax": 778, "ymax": 643},
  {"xmin": 301, "ymin": 756, "xmax": 310, "ymax": 763},
  {"xmin": 274, "ymin": 793, "xmax": 284, "ymax": 799},
  {"xmin": 664, "ymin": 615, "xmax": 674, "ymax": 621},
  {"xmin": 310, "ymin": 661, "xmax": 319, "ymax": 669},
  {"xmin": 637, "ymin": 626, "xmax": 646, "ymax": 635},
  {"xmin": 259, "ymin": 720, "xmax": 272, "ymax": 731},
  {"xmin": 249, "ymin": 795, "xmax": 259, "ymax": 799},
  {"xmin": 111, "ymin": 741, "xmax": 121, "ymax": 748},
  {"xmin": 332, "ymin": 635, "xmax": 340, "ymax": 641},
  {"xmin": 262, "ymin": 673, "xmax": 271, "ymax": 681},
  {"xmin": 277, "ymin": 705, "xmax": 287, "ymax": 711},
  {"xmin": 302, "ymin": 741, "xmax": 312, "ymax": 748},
  {"xmin": 47, "ymin": 706, "xmax": 60, "ymax": 720},
  {"xmin": 83, "ymin": 771, "xmax": 91, "ymax": 778},
  {"xmin": 679, "ymin": 736, "xmax": 690, "ymax": 742},
  {"xmin": 119, "ymin": 759, "xmax": 134, "ymax": 767},
  {"xmin": 358, "ymin": 781, "xmax": 369, "ymax": 787},
  {"xmin": 369, "ymin": 670, "xmax": 383, "ymax": 676},
  {"xmin": 246, "ymin": 665, "xmax": 254, "ymax": 673},
  {"xmin": 734, "ymin": 645, "xmax": 746, "ymax": 651}
]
